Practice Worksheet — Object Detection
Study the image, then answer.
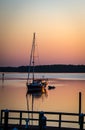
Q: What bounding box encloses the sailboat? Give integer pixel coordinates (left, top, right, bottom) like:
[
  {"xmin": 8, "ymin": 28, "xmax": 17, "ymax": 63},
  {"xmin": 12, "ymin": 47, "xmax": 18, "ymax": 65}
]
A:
[{"xmin": 26, "ymin": 33, "xmax": 47, "ymax": 92}]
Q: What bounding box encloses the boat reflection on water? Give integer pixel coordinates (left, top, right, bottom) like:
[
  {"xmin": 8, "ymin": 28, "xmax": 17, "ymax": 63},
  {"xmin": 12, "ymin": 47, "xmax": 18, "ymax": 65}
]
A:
[{"xmin": 26, "ymin": 89, "xmax": 48, "ymax": 125}]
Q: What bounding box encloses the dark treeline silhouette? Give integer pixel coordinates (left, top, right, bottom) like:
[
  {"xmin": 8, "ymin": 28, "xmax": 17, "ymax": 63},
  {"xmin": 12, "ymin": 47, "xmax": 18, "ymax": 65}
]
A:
[{"xmin": 0, "ymin": 64, "xmax": 85, "ymax": 73}]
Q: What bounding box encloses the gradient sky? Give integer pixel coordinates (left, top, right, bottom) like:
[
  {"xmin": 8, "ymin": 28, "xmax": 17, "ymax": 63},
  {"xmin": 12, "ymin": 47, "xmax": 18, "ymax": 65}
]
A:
[{"xmin": 0, "ymin": 0, "xmax": 85, "ymax": 66}]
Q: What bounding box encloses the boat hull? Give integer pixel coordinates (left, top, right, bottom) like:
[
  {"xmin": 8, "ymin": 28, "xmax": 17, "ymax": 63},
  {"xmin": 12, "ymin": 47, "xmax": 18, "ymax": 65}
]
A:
[{"xmin": 27, "ymin": 84, "xmax": 46, "ymax": 93}]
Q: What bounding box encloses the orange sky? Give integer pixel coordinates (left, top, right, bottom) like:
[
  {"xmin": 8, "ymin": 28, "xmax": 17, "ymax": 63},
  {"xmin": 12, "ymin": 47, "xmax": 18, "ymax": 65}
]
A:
[{"xmin": 0, "ymin": 0, "xmax": 85, "ymax": 66}]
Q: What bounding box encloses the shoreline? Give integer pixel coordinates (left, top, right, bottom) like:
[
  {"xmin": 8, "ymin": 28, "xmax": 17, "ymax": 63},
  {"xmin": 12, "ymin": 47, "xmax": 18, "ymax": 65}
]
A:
[{"xmin": 0, "ymin": 77, "xmax": 85, "ymax": 81}]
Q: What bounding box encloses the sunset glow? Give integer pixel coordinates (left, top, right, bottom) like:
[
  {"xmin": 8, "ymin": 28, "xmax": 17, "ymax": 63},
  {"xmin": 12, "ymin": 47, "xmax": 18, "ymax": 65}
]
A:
[{"xmin": 0, "ymin": 0, "xmax": 85, "ymax": 66}]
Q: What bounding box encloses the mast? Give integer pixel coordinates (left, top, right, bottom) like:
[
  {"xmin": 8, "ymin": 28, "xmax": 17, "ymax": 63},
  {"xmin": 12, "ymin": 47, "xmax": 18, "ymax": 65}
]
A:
[
  {"xmin": 27, "ymin": 32, "xmax": 36, "ymax": 84},
  {"xmin": 32, "ymin": 32, "xmax": 35, "ymax": 83}
]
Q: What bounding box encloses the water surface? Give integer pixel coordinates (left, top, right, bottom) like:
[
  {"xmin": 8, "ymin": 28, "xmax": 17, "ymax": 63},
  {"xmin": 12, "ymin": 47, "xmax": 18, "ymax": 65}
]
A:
[{"xmin": 0, "ymin": 73, "xmax": 85, "ymax": 128}]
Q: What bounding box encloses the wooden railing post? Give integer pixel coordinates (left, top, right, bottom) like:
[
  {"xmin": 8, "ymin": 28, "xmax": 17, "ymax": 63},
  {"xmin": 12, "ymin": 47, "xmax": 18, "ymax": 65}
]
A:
[
  {"xmin": 0, "ymin": 110, "xmax": 3, "ymax": 124},
  {"xmin": 79, "ymin": 113, "xmax": 84, "ymax": 130},
  {"xmin": 39, "ymin": 111, "xmax": 47, "ymax": 130},
  {"xmin": 19, "ymin": 111, "xmax": 22, "ymax": 126},
  {"xmin": 41, "ymin": 115, "xmax": 47, "ymax": 130},
  {"xmin": 59, "ymin": 113, "xmax": 61, "ymax": 128},
  {"xmin": 39, "ymin": 111, "xmax": 44, "ymax": 130},
  {"xmin": 79, "ymin": 92, "xmax": 82, "ymax": 115},
  {"xmin": 25, "ymin": 119, "xmax": 29, "ymax": 129},
  {"xmin": 4, "ymin": 109, "xmax": 9, "ymax": 130}
]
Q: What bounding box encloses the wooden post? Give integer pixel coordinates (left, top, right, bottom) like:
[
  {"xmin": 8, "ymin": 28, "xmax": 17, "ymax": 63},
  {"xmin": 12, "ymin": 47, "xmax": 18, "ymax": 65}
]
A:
[
  {"xmin": 39, "ymin": 111, "xmax": 44, "ymax": 130},
  {"xmin": 25, "ymin": 119, "xmax": 29, "ymax": 129},
  {"xmin": 79, "ymin": 92, "xmax": 82, "ymax": 115},
  {"xmin": 79, "ymin": 92, "xmax": 82, "ymax": 124},
  {"xmin": 59, "ymin": 113, "xmax": 61, "ymax": 128},
  {"xmin": 4, "ymin": 109, "xmax": 9, "ymax": 130},
  {"xmin": 79, "ymin": 113, "xmax": 84, "ymax": 130},
  {"xmin": 41, "ymin": 116, "xmax": 47, "ymax": 130},
  {"xmin": 78, "ymin": 92, "xmax": 84, "ymax": 130},
  {"xmin": 1, "ymin": 110, "xmax": 3, "ymax": 124},
  {"xmin": 19, "ymin": 111, "xmax": 22, "ymax": 126}
]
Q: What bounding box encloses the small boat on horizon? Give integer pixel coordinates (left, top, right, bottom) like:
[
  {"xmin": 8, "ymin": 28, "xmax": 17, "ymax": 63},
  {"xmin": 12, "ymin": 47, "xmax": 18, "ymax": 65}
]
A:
[{"xmin": 26, "ymin": 33, "xmax": 47, "ymax": 93}]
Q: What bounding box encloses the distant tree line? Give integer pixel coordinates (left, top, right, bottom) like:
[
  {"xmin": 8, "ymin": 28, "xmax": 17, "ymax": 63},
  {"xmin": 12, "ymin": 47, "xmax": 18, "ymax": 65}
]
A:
[{"xmin": 0, "ymin": 64, "xmax": 85, "ymax": 73}]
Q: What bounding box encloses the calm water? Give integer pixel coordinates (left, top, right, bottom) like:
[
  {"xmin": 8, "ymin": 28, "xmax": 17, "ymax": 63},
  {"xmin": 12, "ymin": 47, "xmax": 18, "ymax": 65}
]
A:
[{"xmin": 0, "ymin": 72, "xmax": 85, "ymax": 128}]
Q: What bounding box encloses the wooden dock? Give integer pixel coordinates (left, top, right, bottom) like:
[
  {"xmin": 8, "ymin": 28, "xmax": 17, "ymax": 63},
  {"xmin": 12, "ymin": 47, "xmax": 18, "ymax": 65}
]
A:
[
  {"xmin": 0, "ymin": 109, "xmax": 85, "ymax": 130},
  {"xmin": 0, "ymin": 125, "xmax": 82, "ymax": 130}
]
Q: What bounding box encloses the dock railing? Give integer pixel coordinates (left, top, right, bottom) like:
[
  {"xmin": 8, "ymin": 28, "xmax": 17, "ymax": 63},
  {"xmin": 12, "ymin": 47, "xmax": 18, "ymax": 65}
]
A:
[{"xmin": 0, "ymin": 109, "xmax": 85, "ymax": 129}]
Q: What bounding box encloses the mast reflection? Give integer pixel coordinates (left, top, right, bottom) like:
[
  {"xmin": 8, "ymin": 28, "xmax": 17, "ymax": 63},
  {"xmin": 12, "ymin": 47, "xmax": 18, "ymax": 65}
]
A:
[{"xmin": 26, "ymin": 89, "xmax": 48, "ymax": 125}]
